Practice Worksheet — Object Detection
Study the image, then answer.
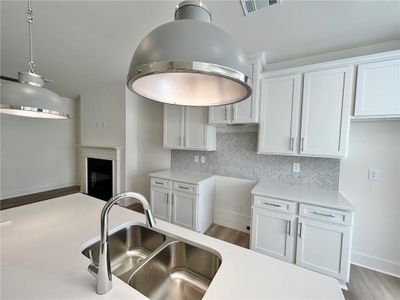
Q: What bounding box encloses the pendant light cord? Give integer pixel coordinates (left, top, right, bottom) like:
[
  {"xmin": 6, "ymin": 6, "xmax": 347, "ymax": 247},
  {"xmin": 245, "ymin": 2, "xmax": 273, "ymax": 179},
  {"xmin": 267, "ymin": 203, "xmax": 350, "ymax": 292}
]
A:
[{"xmin": 26, "ymin": 0, "xmax": 35, "ymax": 73}]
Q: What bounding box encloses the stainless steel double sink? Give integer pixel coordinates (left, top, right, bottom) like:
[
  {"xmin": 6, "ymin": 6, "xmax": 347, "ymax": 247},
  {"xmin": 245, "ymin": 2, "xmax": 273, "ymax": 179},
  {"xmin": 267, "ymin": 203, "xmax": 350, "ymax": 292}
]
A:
[{"xmin": 81, "ymin": 224, "xmax": 221, "ymax": 300}]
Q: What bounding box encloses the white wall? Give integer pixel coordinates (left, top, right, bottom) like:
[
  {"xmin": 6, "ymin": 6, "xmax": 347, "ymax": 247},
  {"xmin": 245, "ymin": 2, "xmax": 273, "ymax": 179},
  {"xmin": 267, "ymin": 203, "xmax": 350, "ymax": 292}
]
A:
[
  {"xmin": 79, "ymin": 85, "xmax": 171, "ymax": 202},
  {"xmin": 339, "ymin": 121, "xmax": 400, "ymax": 277},
  {"xmin": 213, "ymin": 175, "xmax": 257, "ymax": 233},
  {"xmin": 0, "ymin": 97, "xmax": 78, "ymax": 199},
  {"xmin": 127, "ymin": 92, "xmax": 171, "ymax": 199}
]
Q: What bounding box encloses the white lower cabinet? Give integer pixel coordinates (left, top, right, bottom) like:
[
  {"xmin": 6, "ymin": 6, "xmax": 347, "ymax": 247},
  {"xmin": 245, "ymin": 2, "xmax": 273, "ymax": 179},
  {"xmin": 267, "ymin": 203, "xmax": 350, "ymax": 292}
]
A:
[
  {"xmin": 296, "ymin": 217, "xmax": 351, "ymax": 282},
  {"xmin": 251, "ymin": 207, "xmax": 296, "ymax": 262},
  {"xmin": 150, "ymin": 176, "xmax": 214, "ymax": 233},
  {"xmin": 171, "ymin": 191, "xmax": 197, "ymax": 230},
  {"xmin": 251, "ymin": 195, "xmax": 353, "ymax": 283},
  {"xmin": 150, "ymin": 187, "xmax": 170, "ymax": 222}
]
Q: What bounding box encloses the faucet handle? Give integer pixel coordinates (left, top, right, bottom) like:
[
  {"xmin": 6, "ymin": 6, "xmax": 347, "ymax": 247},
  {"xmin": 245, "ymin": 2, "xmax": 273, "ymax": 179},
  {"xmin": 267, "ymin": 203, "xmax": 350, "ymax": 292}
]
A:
[{"xmin": 87, "ymin": 249, "xmax": 99, "ymax": 278}]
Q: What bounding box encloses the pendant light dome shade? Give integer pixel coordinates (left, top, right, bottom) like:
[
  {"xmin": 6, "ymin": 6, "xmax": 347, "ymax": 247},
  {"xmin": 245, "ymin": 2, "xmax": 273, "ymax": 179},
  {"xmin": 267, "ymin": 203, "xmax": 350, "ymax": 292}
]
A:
[
  {"xmin": 0, "ymin": 0, "xmax": 69, "ymax": 120},
  {"xmin": 0, "ymin": 73, "xmax": 70, "ymax": 119},
  {"xmin": 127, "ymin": 1, "xmax": 252, "ymax": 106}
]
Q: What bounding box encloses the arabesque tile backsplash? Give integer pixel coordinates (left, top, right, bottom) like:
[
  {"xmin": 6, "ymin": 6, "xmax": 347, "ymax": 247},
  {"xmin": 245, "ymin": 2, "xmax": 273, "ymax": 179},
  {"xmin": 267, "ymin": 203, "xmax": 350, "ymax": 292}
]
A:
[{"xmin": 171, "ymin": 130, "xmax": 340, "ymax": 191}]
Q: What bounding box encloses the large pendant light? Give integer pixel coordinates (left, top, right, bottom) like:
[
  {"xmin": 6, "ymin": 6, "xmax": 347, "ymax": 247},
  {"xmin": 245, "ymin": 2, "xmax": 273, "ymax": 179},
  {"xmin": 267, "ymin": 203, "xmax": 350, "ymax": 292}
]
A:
[
  {"xmin": 0, "ymin": 0, "xmax": 70, "ymax": 119},
  {"xmin": 126, "ymin": 0, "xmax": 252, "ymax": 106}
]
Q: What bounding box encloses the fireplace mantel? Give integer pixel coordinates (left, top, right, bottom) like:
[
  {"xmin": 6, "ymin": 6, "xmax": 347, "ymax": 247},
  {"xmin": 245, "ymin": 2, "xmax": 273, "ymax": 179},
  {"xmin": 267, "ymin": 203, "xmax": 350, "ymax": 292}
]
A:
[{"xmin": 80, "ymin": 145, "xmax": 123, "ymax": 197}]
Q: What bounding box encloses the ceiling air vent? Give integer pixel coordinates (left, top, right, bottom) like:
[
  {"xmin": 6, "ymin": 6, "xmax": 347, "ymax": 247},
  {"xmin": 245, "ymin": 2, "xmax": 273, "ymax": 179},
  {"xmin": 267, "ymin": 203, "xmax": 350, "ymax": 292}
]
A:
[{"xmin": 240, "ymin": 0, "xmax": 281, "ymax": 16}]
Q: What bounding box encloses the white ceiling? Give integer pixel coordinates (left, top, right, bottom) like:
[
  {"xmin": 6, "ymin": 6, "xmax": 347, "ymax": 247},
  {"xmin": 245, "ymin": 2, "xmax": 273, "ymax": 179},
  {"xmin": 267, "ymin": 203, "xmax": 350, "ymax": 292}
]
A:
[{"xmin": 1, "ymin": 0, "xmax": 399, "ymax": 99}]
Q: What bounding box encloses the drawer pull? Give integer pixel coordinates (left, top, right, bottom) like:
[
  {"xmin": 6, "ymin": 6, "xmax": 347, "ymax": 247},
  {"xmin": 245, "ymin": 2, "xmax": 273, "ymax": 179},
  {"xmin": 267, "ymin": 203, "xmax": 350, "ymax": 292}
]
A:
[
  {"xmin": 312, "ymin": 211, "xmax": 336, "ymax": 218},
  {"xmin": 263, "ymin": 202, "xmax": 281, "ymax": 208},
  {"xmin": 178, "ymin": 186, "xmax": 190, "ymax": 190},
  {"xmin": 155, "ymin": 181, "xmax": 164, "ymax": 185}
]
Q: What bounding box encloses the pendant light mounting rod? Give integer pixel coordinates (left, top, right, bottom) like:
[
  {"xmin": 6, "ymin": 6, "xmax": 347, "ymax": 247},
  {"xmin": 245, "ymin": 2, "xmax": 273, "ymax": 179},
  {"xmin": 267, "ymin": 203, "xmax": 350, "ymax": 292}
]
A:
[{"xmin": 26, "ymin": 0, "xmax": 35, "ymax": 73}]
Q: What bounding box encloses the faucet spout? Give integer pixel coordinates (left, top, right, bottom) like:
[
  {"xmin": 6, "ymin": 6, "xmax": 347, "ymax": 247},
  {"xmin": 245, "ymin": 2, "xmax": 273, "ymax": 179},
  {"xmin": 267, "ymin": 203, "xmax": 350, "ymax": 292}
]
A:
[{"xmin": 93, "ymin": 191, "xmax": 156, "ymax": 295}]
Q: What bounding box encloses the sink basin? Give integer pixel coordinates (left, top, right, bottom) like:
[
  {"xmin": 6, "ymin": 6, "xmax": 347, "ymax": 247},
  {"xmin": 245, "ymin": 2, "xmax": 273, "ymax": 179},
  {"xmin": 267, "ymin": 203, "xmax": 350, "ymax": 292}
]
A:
[
  {"xmin": 82, "ymin": 224, "xmax": 221, "ymax": 300},
  {"xmin": 82, "ymin": 225, "xmax": 166, "ymax": 277},
  {"xmin": 129, "ymin": 241, "xmax": 221, "ymax": 300}
]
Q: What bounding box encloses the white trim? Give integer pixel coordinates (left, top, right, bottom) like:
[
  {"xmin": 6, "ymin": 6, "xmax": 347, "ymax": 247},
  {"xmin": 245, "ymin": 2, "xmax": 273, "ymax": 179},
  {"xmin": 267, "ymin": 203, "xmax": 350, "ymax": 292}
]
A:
[
  {"xmin": 261, "ymin": 50, "xmax": 400, "ymax": 79},
  {"xmin": 213, "ymin": 208, "xmax": 251, "ymax": 233},
  {"xmin": 351, "ymin": 251, "xmax": 400, "ymax": 278}
]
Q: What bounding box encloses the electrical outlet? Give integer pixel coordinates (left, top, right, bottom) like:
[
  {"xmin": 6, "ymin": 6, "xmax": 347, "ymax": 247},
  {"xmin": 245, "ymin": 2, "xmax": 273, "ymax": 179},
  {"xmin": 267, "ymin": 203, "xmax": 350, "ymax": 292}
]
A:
[
  {"xmin": 368, "ymin": 169, "xmax": 380, "ymax": 181},
  {"xmin": 200, "ymin": 156, "xmax": 206, "ymax": 164},
  {"xmin": 292, "ymin": 163, "xmax": 300, "ymax": 173},
  {"xmin": 194, "ymin": 155, "xmax": 199, "ymax": 163}
]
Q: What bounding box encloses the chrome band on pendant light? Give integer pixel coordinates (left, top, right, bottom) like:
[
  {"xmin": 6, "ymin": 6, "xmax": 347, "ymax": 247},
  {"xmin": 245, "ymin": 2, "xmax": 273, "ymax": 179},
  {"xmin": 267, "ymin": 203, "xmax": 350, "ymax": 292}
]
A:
[
  {"xmin": 0, "ymin": 0, "xmax": 70, "ymax": 119},
  {"xmin": 126, "ymin": 0, "xmax": 252, "ymax": 106}
]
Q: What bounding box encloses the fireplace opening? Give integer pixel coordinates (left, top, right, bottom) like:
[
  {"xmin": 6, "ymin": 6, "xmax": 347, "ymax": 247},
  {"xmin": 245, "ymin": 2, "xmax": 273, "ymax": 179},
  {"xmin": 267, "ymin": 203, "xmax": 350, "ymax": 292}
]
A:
[{"xmin": 87, "ymin": 158, "xmax": 113, "ymax": 201}]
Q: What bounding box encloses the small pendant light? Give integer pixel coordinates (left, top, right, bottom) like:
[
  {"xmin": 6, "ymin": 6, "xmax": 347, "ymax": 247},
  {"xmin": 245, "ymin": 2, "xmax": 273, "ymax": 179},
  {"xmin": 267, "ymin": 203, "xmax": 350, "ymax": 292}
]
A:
[
  {"xmin": 0, "ymin": 0, "xmax": 70, "ymax": 119},
  {"xmin": 126, "ymin": 0, "xmax": 252, "ymax": 106}
]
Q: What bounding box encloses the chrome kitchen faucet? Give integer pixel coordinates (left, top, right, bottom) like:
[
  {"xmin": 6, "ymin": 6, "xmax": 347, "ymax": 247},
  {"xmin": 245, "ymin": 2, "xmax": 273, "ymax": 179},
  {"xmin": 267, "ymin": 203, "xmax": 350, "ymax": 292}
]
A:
[{"xmin": 87, "ymin": 192, "xmax": 156, "ymax": 295}]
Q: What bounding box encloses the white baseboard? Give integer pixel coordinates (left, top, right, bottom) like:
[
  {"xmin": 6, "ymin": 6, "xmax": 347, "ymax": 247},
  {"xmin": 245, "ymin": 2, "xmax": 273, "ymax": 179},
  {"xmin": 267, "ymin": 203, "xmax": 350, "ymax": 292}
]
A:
[
  {"xmin": 213, "ymin": 208, "xmax": 251, "ymax": 233},
  {"xmin": 0, "ymin": 182, "xmax": 78, "ymax": 200},
  {"xmin": 351, "ymin": 251, "xmax": 400, "ymax": 278}
]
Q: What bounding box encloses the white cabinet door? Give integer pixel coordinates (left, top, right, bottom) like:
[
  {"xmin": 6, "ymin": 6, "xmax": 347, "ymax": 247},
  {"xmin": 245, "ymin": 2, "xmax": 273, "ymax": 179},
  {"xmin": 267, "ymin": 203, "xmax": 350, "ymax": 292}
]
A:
[
  {"xmin": 232, "ymin": 59, "xmax": 261, "ymax": 124},
  {"xmin": 296, "ymin": 217, "xmax": 351, "ymax": 281},
  {"xmin": 172, "ymin": 192, "xmax": 197, "ymax": 231},
  {"xmin": 150, "ymin": 187, "xmax": 171, "ymax": 222},
  {"xmin": 258, "ymin": 74, "xmax": 302, "ymax": 155},
  {"xmin": 184, "ymin": 107, "xmax": 208, "ymax": 150},
  {"xmin": 354, "ymin": 59, "xmax": 400, "ymax": 117},
  {"xmin": 300, "ymin": 67, "xmax": 353, "ymax": 158},
  {"xmin": 163, "ymin": 104, "xmax": 184, "ymax": 149},
  {"xmin": 209, "ymin": 105, "xmax": 231, "ymax": 124},
  {"xmin": 251, "ymin": 207, "xmax": 296, "ymax": 263}
]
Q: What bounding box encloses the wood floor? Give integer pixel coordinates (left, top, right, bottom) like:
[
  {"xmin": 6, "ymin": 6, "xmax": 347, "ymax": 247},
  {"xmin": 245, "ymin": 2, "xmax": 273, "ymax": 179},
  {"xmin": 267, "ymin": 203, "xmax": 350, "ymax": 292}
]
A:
[
  {"xmin": 124, "ymin": 204, "xmax": 400, "ymax": 300},
  {"xmin": 204, "ymin": 224, "xmax": 400, "ymax": 300}
]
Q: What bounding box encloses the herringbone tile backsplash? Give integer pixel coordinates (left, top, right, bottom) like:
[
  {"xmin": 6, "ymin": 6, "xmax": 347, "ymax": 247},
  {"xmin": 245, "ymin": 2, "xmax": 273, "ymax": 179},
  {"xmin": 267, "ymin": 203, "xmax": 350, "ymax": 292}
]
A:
[{"xmin": 171, "ymin": 131, "xmax": 340, "ymax": 191}]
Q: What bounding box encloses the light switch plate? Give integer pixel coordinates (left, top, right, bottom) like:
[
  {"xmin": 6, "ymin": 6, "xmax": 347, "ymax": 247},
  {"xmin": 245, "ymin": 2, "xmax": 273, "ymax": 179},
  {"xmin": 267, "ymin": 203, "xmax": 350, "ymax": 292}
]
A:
[
  {"xmin": 201, "ymin": 156, "xmax": 206, "ymax": 164},
  {"xmin": 194, "ymin": 155, "xmax": 199, "ymax": 163},
  {"xmin": 368, "ymin": 169, "xmax": 380, "ymax": 181},
  {"xmin": 292, "ymin": 163, "xmax": 300, "ymax": 173}
]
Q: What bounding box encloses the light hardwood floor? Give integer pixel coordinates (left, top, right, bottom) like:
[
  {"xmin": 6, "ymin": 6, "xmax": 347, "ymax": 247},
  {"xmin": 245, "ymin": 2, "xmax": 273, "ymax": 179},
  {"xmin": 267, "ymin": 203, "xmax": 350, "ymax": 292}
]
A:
[
  {"xmin": 125, "ymin": 204, "xmax": 400, "ymax": 300},
  {"xmin": 204, "ymin": 223, "xmax": 400, "ymax": 300}
]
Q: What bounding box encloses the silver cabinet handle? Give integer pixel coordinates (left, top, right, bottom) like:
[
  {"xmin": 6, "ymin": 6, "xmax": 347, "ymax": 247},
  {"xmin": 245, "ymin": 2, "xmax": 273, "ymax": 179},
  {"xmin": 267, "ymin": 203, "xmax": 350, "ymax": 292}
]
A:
[
  {"xmin": 155, "ymin": 181, "xmax": 164, "ymax": 185},
  {"xmin": 287, "ymin": 220, "xmax": 292, "ymax": 236},
  {"xmin": 298, "ymin": 222, "xmax": 303, "ymax": 238},
  {"xmin": 312, "ymin": 211, "xmax": 335, "ymax": 218},
  {"xmin": 166, "ymin": 193, "xmax": 169, "ymax": 204},
  {"xmin": 178, "ymin": 185, "xmax": 190, "ymax": 190},
  {"xmin": 289, "ymin": 137, "xmax": 294, "ymax": 151},
  {"xmin": 263, "ymin": 201, "xmax": 281, "ymax": 208},
  {"xmin": 224, "ymin": 106, "xmax": 228, "ymax": 121},
  {"xmin": 300, "ymin": 137, "xmax": 305, "ymax": 152}
]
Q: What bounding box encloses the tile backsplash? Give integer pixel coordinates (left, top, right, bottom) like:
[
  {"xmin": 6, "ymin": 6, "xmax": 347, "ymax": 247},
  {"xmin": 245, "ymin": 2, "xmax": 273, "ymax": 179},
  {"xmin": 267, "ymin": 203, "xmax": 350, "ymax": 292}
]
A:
[{"xmin": 171, "ymin": 130, "xmax": 340, "ymax": 191}]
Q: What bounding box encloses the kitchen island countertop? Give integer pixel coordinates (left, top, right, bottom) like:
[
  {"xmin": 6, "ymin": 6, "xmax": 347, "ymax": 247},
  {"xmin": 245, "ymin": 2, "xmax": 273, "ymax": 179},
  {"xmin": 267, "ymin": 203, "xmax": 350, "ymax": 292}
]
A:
[{"xmin": 1, "ymin": 193, "xmax": 344, "ymax": 299}]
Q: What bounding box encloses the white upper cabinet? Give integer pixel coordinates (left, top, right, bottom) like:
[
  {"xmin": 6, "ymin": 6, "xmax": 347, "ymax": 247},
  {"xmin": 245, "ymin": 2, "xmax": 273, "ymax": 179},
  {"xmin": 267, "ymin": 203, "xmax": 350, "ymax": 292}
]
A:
[
  {"xmin": 164, "ymin": 104, "xmax": 216, "ymax": 151},
  {"xmin": 300, "ymin": 67, "xmax": 353, "ymax": 158},
  {"xmin": 184, "ymin": 107, "xmax": 215, "ymax": 150},
  {"xmin": 354, "ymin": 59, "xmax": 400, "ymax": 117},
  {"xmin": 163, "ymin": 104, "xmax": 184, "ymax": 149},
  {"xmin": 208, "ymin": 105, "xmax": 230, "ymax": 124},
  {"xmin": 258, "ymin": 74, "xmax": 302, "ymax": 155},
  {"xmin": 209, "ymin": 58, "xmax": 261, "ymax": 125}
]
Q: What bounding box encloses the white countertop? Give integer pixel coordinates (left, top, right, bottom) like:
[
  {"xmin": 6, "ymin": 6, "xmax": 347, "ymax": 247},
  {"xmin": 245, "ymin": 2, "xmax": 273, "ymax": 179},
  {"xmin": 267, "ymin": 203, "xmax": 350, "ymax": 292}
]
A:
[
  {"xmin": 252, "ymin": 181, "xmax": 354, "ymax": 211},
  {"xmin": 149, "ymin": 169, "xmax": 214, "ymax": 184},
  {"xmin": 0, "ymin": 193, "xmax": 344, "ymax": 299}
]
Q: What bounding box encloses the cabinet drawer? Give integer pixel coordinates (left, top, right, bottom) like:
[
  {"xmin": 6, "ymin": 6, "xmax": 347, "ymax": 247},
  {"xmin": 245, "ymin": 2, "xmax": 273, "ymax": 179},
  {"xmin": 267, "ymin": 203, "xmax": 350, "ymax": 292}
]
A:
[
  {"xmin": 151, "ymin": 177, "xmax": 172, "ymax": 189},
  {"xmin": 173, "ymin": 182, "xmax": 198, "ymax": 194},
  {"xmin": 299, "ymin": 204, "xmax": 353, "ymax": 226},
  {"xmin": 253, "ymin": 196, "xmax": 296, "ymax": 214}
]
